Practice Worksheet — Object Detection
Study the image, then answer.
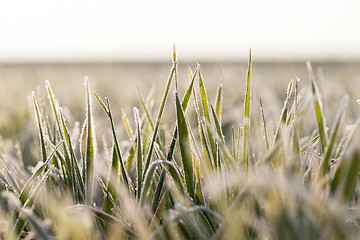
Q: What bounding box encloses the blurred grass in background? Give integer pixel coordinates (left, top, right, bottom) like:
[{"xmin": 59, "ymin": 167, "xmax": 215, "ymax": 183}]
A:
[{"xmin": 1, "ymin": 62, "xmax": 359, "ymax": 166}]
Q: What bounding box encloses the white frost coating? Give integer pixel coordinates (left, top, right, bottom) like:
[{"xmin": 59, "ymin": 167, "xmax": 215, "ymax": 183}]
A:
[
  {"xmin": 32, "ymin": 91, "xmax": 44, "ymax": 137},
  {"xmin": 79, "ymin": 116, "xmax": 87, "ymax": 160},
  {"xmin": 45, "ymin": 80, "xmax": 55, "ymax": 100},
  {"xmin": 133, "ymin": 107, "xmax": 142, "ymax": 129},
  {"xmin": 84, "ymin": 77, "xmax": 97, "ymax": 164},
  {"xmin": 357, "ymin": 99, "xmax": 360, "ymax": 105},
  {"xmin": 71, "ymin": 121, "xmax": 80, "ymax": 151},
  {"xmin": 46, "ymin": 80, "xmax": 61, "ymax": 119}
]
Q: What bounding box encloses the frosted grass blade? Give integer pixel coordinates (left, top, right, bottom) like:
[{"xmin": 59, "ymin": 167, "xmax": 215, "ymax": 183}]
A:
[
  {"xmin": 140, "ymin": 160, "xmax": 185, "ymax": 206},
  {"xmin": 243, "ymin": 49, "xmax": 252, "ymax": 171},
  {"xmin": 210, "ymin": 104, "xmax": 225, "ymax": 145},
  {"xmin": 320, "ymin": 96, "xmax": 348, "ymax": 176},
  {"xmin": 32, "ymin": 93, "xmax": 47, "ymax": 164},
  {"xmin": 199, "ymin": 69, "xmax": 217, "ymax": 164},
  {"xmin": 143, "ymin": 62, "xmax": 176, "ymax": 177},
  {"xmin": 84, "ymin": 78, "xmax": 96, "ymax": 205},
  {"xmin": 214, "ymin": 83, "xmax": 223, "ymax": 122},
  {"xmin": 12, "ymin": 142, "xmax": 62, "ymax": 238},
  {"xmin": 259, "ymin": 98, "xmax": 270, "ymax": 150},
  {"xmin": 307, "ymin": 62, "xmax": 327, "ymax": 153},
  {"xmin": 274, "ymin": 79, "xmax": 293, "ymax": 144},
  {"xmin": 134, "ymin": 107, "xmax": 143, "ymax": 199},
  {"xmin": 94, "ymin": 92, "xmax": 130, "ymax": 191},
  {"xmin": 182, "ymin": 67, "xmax": 198, "ymax": 111},
  {"xmin": 342, "ymin": 151, "xmax": 360, "ymax": 202},
  {"xmin": 102, "ymin": 145, "xmax": 118, "ymax": 215},
  {"xmin": 136, "ymin": 85, "xmax": 155, "ymax": 131},
  {"xmin": 175, "ymin": 91, "xmax": 195, "ymax": 200},
  {"xmin": 60, "ymin": 109, "xmax": 84, "ymax": 202},
  {"xmin": 151, "ymin": 170, "xmax": 166, "ymax": 213}
]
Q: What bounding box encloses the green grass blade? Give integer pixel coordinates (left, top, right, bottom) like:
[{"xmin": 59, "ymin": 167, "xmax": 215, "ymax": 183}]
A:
[
  {"xmin": 59, "ymin": 109, "xmax": 85, "ymax": 202},
  {"xmin": 198, "ymin": 70, "xmax": 217, "ymax": 163},
  {"xmin": 243, "ymin": 49, "xmax": 252, "ymax": 171},
  {"xmin": 342, "ymin": 151, "xmax": 360, "ymax": 202},
  {"xmin": 103, "ymin": 145, "xmax": 119, "ymax": 215},
  {"xmin": 121, "ymin": 109, "xmax": 134, "ymax": 143},
  {"xmin": 151, "ymin": 170, "xmax": 166, "ymax": 213},
  {"xmin": 274, "ymin": 79, "xmax": 293, "ymax": 144},
  {"xmin": 231, "ymin": 126, "xmax": 236, "ymax": 157},
  {"xmin": 199, "ymin": 69, "xmax": 210, "ymax": 122},
  {"xmin": 143, "ymin": 62, "xmax": 176, "ymax": 177},
  {"xmin": 236, "ymin": 124, "xmax": 242, "ymax": 163},
  {"xmin": 25, "ymin": 211, "xmax": 52, "ymax": 240},
  {"xmin": 307, "ymin": 62, "xmax": 327, "ymax": 153},
  {"xmin": 13, "ymin": 142, "xmax": 62, "ymax": 238},
  {"xmin": 202, "ymin": 118, "xmax": 235, "ymax": 166},
  {"xmin": 32, "ymin": 93, "xmax": 47, "ymax": 164},
  {"xmin": 84, "ymin": 78, "xmax": 95, "ymax": 205},
  {"xmin": 191, "ymin": 75, "xmax": 213, "ymax": 168},
  {"xmin": 136, "ymin": 85, "xmax": 155, "ymax": 131},
  {"xmin": 70, "ymin": 204, "xmax": 136, "ymax": 237},
  {"xmin": 214, "ymin": 83, "xmax": 223, "ymax": 122},
  {"xmin": 11, "ymin": 168, "xmax": 54, "ymax": 240},
  {"xmin": 106, "ymin": 98, "xmax": 130, "ymax": 191},
  {"xmin": 182, "ymin": 67, "xmax": 198, "ymax": 111},
  {"xmin": 46, "ymin": 81, "xmax": 72, "ymax": 175},
  {"xmin": 134, "ymin": 107, "xmax": 143, "ymax": 199},
  {"xmin": 198, "ymin": 119, "xmax": 214, "ymax": 169},
  {"xmin": 149, "ymin": 192, "xmax": 167, "ymax": 231},
  {"xmin": 19, "ymin": 140, "xmax": 63, "ymax": 203},
  {"xmin": 140, "ymin": 160, "xmax": 185, "ymax": 206},
  {"xmin": 259, "ymin": 98, "xmax": 270, "ymax": 150},
  {"xmin": 210, "ymin": 104, "xmax": 225, "ymax": 145},
  {"xmin": 320, "ymin": 95, "xmax": 348, "ymax": 176},
  {"xmin": 175, "ymin": 90, "xmax": 195, "ymax": 200},
  {"xmin": 165, "ymin": 66, "xmax": 199, "ymax": 165},
  {"xmin": 94, "ymin": 92, "xmax": 130, "ymax": 191}
]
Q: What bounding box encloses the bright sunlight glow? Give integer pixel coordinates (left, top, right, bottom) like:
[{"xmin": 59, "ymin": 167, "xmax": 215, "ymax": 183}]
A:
[{"xmin": 0, "ymin": 0, "xmax": 359, "ymax": 62}]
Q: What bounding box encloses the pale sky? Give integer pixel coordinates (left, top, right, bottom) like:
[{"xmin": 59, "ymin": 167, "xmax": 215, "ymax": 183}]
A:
[{"xmin": 0, "ymin": 0, "xmax": 359, "ymax": 62}]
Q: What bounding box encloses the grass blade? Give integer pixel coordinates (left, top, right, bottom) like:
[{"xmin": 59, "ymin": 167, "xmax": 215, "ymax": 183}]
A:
[
  {"xmin": 307, "ymin": 62, "xmax": 327, "ymax": 153},
  {"xmin": 103, "ymin": 145, "xmax": 118, "ymax": 215},
  {"xmin": 84, "ymin": 78, "xmax": 96, "ymax": 205},
  {"xmin": 182, "ymin": 67, "xmax": 198, "ymax": 111},
  {"xmin": 46, "ymin": 81, "xmax": 73, "ymax": 183},
  {"xmin": 143, "ymin": 62, "xmax": 177, "ymax": 177},
  {"xmin": 199, "ymin": 69, "xmax": 217, "ymax": 165},
  {"xmin": 59, "ymin": 109, "xmax": 84, "ymax": 202},
  {"xmin": 175, "ymin": 91, "xmax": 195, "ymax": 200},
  {"xmin": 151, "ymin": 170, "xmax": 166, "ymax": 213},
  {"xmin": 342, "ymin": 151, "xmax": 360, "ymax": 202},
  {"xmin": 94, "ymin": 92, "xmax": 130, "ymax": 191},
  {"xmin": 214, "ymin": 83, "xmax": 223, "ymax": 122},
  {"xmin": 12, "ymin": 141, "xmax": 62, "ymax": 238},
  {"xmin": 136, "ymin": 85, "xmax": 155, "ymax": 131},
  {"xmin": 259, "ymin": 98, "xmax": 270, "ymax": 150},
  {"xmin": 210, "ymin": 104, "xmax": 225, "ymax": 145},
  {"xmin": 140, "ymin": 160, "xmax": 185, "ymax": 206},
  {"xmin": 32, "ymin": 92, "xmax": 47, "ymax": 164},
  {"xmin": 243, "ymin": 49, "xmax": 252, "ymax": 171},
  {"xmin": 134, "ymin": 107, "xmax": 143, "ymax": 199},
  {"xmin": 199, "ymin": 69, "xmax": 210, "ymax": 122},
  {"xmin": 319, "ymin": 95, "xmax": 348, "ymax": 176},
  {"xmin": 273, "ymin": 79, "xmax": 293, "ymax": 144}
]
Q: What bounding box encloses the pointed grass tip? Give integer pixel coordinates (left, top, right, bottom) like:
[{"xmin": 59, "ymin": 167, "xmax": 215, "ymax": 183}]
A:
[{"xmin": 172, "ymin": 44, "xmax": 177, "ymax": 63}]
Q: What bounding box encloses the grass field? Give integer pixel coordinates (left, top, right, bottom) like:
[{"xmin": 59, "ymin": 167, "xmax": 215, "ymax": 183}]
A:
[{"xmin": 1, "ymin": 50, "xmax": 360, "ymax": 239}]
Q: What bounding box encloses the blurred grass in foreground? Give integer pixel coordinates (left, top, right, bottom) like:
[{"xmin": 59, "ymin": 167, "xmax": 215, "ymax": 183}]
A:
[{"xmin": 0, "ymin": 49, "xmax": 360, "ymax": 239}]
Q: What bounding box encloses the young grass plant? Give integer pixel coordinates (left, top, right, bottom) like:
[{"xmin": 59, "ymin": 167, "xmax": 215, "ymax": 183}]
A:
[{"xmin": 0, "ymin": 49, "xmax": 360, "ymax": 239}]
